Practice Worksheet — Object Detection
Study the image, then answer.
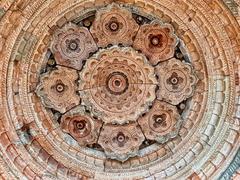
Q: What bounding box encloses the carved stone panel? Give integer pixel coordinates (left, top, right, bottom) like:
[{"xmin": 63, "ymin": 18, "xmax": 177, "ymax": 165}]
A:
[
  {"xmin": 51, "ymin": 23, "xmax": 98, "ymax": 70},
  {"xmin": 36, "ymin": 67, "xmax": 80, "ymax": 113},
  {"xmin": 90, "ymin": 3, "xmax": 139, "ymax": 47},
  {"xmin": 155, "ymin": 58, "xmax": 198, "ymax": 105},
  {"xmin": 2, "ymin": 1, "xmax": 238, "ymax": 179},
  {"xmin": 98, "ymin": 123, "xmax": 145, "ymax": 161},
  {"xmin": 138, "ymin": 100, "xmax": 182, "ymax": 143},
  {"xmin": 79, "ymin": 47, "xmax": 157, "ymax": 124},
  {"xmin": 61, "ymin": 106, "xmax": 102, "ymax": 146},
  {"xmin": 133, "ymin": 22, "xmax": 177, "ymax": 65}
]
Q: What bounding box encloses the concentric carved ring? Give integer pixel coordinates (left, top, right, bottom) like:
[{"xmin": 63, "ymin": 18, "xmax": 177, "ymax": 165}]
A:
[
  {"xmin": 79, "ymin": 47, "xmax": 157, "ymax": 124},
  {"xmin": 1, "ymin": 0, "xmax": 239, "ymax": 179},
  {"xmin": 105, "ymin": 71, "xmax": 129, "ymax": 95}
]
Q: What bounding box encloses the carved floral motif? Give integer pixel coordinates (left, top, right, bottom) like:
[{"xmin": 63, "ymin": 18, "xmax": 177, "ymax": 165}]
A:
[
  {"xmin": 133, "ymin": 22, "xmax": 177, "ymax": 65},
  {"xmin": 79, "ymin": 47, "xmax": 157, "ymax": 124},
  {"xmin": 51, "ymin": 23, "xmax": 98, "ymax": 70},
  {"xmin": 35, "ymin": 3, "xmax": 198, "ymax": 163},
  {"xmin": 138, "ymin": 100, "xmax": 182, "ymax": 143},
  {"xmin": 155, "ymin": 58, "xmax": 198, "ymax": 105},
  {"xmin": 61, "ymin": 106, "xmax": 102, "ymax": 146},
  {"xmin": 36, "ymin": 67, "xmax": 80, "ymax": 113},
  {"xmin": 90, "ymin": 3, "xmax": 139, "ymax": 47},
  {"xmin": 98, "ymin": 123, "xmax": 145, "ymax": 161}
]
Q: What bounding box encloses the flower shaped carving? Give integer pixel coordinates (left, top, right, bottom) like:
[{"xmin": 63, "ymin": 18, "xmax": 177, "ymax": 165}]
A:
[
  {"xmin": 51, "ymin": 23, "xmax": 98, "ymax": 70},
  {"xmin": 79, "ymin": 47, "xmax": 157, "ymax": 124},
  {"xmin": 36, "ymin": 67, "xmax": 80, "ymax": 113},
  {"xmin": 34, "ymin": 3, "xmax": 199, "ymax": 162},
  {"xmin": 61, "ymin": 106, "xmax": 102, "ymax": 146},
  {"xmin": 90, "ymin": 3, "xmax": 139, "ymax": 47},
  {"xmin": 155, "ymin": 58, "xmax": 198, "ymax": 105},
  {"xmin": 98, "ymin": 123, "xmax": 144, "ymax": 161},
  {"xmin": 138, "ymin": 100, "xmax": 182, "ymax": 143},
  {"xmin": 133, "ymin": 22, "xmax": 177, "ymax": 65}
]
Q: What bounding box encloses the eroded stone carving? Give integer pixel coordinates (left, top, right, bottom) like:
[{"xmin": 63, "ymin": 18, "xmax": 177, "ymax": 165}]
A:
[
  {"xmin": 36, "ymin": 67, "xmax": 80, "ymax": 113},
  {"xmin": 79, "ymin": 46, "xmax": 157, "ymax": 124},
  {"xmin": 51, "ymin": 23, "xmax": 98, "ymax": 70},
  {"xmin": 98, "ymin": 123, "xmax": 145, "ymax": 161},
  {"xmin": 138, "ymin": 100, "xmax": 182, "ymax": 143},
  {"xmin": 133, "ymin": 22, "xmax": 177, "ymax": 65},
  {"xmin": 1, "ymin": 0, "xmax": 239, "ymax": 179},
  {"xmin": 155, "ymin": 58, "xmax": 198, "ymax": 105},
  {"xmin": 90, "ymin": 3, "xmax": 139, "ymax": 47},
  {"xmin": 61, "ymin": 106, "xmax": 102, "ymax": 146}
]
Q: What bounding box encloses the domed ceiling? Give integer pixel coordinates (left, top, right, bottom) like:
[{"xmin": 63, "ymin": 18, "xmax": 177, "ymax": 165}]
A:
[{"xmin": 0, "ymin": 0, "xmax": 239, "ymax": 179}]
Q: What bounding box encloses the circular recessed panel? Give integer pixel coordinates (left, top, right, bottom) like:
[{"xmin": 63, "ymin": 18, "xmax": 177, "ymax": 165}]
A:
[{"xmin": 0, "ymin": 0, "xmax": 239, "ymax": 179}]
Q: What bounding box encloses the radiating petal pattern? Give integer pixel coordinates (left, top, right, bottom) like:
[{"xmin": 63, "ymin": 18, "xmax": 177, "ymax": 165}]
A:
[
  {"xmin": 133, "ymin": 22, "xmax": 177, "ymax": 65},
  {"xmin": 98, "ymin": 123, "xmax": 145, "ymax": 161},
  {"xmin": 79, "ymin": 46, "xmax": 157, "ymax": 124},
  {"xmin": 90, "ymin": 3, "xmax": 139, "ymax": 47},
  {"xmin": 155, "ymin": 58, "xmax": 198, "ymax": 105},
  {"xmin": 36, "ymin": 67, "xmax": 80, "ymax": 113},
  {"xmin": 51, "ymin": 23, "xmax": 98, "ymax": 70}
]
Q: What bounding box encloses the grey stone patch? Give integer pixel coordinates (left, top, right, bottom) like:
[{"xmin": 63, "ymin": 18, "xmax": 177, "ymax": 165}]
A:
[
  {"xmin": 0, "ymin": 8, "xmax": 5, "ymax": 20},
  {"xmin": 223, "ymin": 0, "xmax": 239, "ymax": 16},
  {"xmin": 219, "ymin": 148, "xmax": 240, "ymax": 180}
]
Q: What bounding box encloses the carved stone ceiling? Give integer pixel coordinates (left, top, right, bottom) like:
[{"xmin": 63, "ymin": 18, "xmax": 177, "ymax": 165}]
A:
[{"xmin": 0, "ymin": 0, "xmax": 239, "ymax": 179}]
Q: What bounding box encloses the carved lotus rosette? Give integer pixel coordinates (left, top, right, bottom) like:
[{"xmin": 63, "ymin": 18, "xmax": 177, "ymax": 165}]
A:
[
  {"xmin": 36, "ymin": 67, "xmax": 80, "ymax": 113},
  {"xmin": 90, "ymin": 3, "xmax": 139, "ymax": 47},
  {"xmin": 133, "ymin": 22, "xmax": 177, "ymax": 65},
  {"xmin": 98, "ymin": 123, "xmax": 145, "ymax": 161},
  {"xmin": 79, "ymin": 47, "xmax": 157, "ymax": 124},
  {"xmin": 138, "ymin": 100, "xmax": 182, "ymax": 143},
  {"xmin": 51, "ymin": 23, "xmax": 98, "ymax": 70},
  {"xmin": 155, "ymin": 58, "xmax": 198, "ymax": 105},
  {"xmin": 61, "ymin": 106, "xmax": 102, "ymax": 146}
]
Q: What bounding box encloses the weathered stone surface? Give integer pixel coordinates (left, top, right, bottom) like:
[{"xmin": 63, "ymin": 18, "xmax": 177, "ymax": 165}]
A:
[{"xmin": 0, "ymin": 0, "xmax": 239, "ymax": 179}]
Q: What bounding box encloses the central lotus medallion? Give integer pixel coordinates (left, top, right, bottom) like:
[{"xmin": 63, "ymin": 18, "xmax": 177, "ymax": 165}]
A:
[{"xmin": 36, "ymin": 3, "xmax": 197, "ymax": 161}]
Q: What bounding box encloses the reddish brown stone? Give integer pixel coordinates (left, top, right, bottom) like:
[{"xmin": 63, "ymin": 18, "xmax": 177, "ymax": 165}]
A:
[
  {"xmin": 133, "ymin": 22, "xmax": 177, "ymax": 65},
  {"xmin": 98, "ymin": 123, "xmax": 145, "ymax": 161},
  {"xmin": 90, "ymin": 3, "xmax": 139, "ymax": 47},
  {"xmin": 51, "ymin": 23, "xmax": 98, "ymax": 70}
]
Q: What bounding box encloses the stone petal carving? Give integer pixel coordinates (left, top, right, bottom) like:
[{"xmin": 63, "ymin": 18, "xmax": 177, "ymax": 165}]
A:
[
  {"xmin": 61, "ymin": 106, "xmax": 102, "ymax": 146},
  {"xmin": 36, "ymin": 67, "xmax": 80, "ymax": 113},
  {"xmin": 98, "ymin": 123, "xmax": 145, "ymax": 161},
  {"xmin": 79, "ymin": 46, "xmax": 157, "ymax": 124},
  {"xmin": 90, "ymin": 3, "xmax": 139, "ymax": 47},
  {"xmin": 51, "ymin": 23, "xmax": 98, "ymax": 70},
  {"xmin": 133, "ymin": 22, "xmax": 177, "ymax": 65},
  {"xmin": 155, "ymin": 58, "xmax": 198, "ymax": 105},
  {"xmin": 138, "ymin": 100, "xmax": 182, "ymax": 143}
]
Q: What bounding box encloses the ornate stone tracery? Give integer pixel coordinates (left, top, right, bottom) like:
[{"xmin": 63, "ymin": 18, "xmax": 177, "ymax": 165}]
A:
[
  {"xmin": 0, "ymin": 0, "xmax": 239, "ymax": 179},
  {"xmin": 79, "ymin": 46, "xmax": 157, "ymax": 124},
  {"xmin": 51, "ymin": 23, "xmax": 98, "ymax": 70},
  {"xmin": 138, "ymin": 100, "xmax": 182, "ymax": 143},
  {"xmin": 155, "ymin": 58, "xmax": 198, "ymax": 105},
  {"xmin": 61, "ymin": 106, "xmax": 102, "ymax": 146},
  {"xmin": 36, "ymin": 66, "xmax": 80, "ymax": 113},
  {"xmin": 90, "ymin": 3, "xmax": 139, "ymax": 47},
  {"xmin": 133, "ymin": 22, "xmax": 178, "ymax": 65},
  {"xmin": 98, "ymin": 123, "xmax": 145, "ymax": 161}
]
